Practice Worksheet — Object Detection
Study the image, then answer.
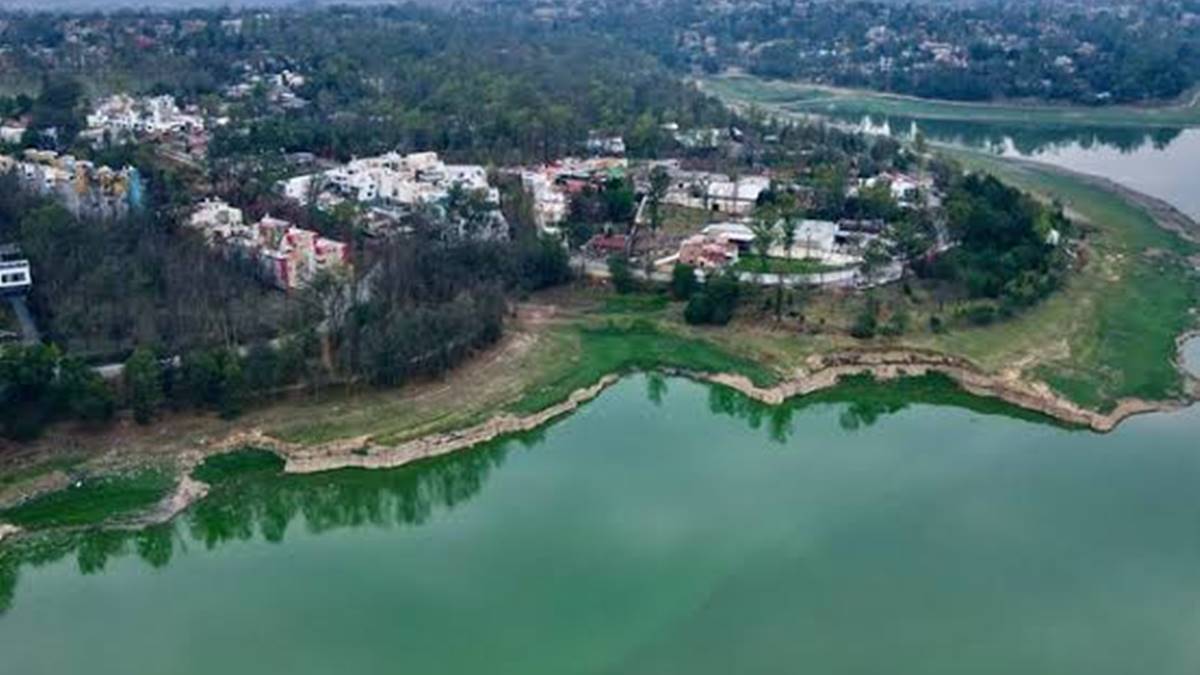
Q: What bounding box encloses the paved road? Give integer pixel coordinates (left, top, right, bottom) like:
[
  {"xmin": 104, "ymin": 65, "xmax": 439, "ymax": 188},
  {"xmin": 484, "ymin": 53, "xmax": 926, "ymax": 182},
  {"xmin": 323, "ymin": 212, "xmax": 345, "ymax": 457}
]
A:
[
  {"xmin": 5, "ymin": 295, "xmax": 40, "ymax": 345},
  {"xmin": 574, "ymin": 257, "xmax": 902, "ymax": 289}
]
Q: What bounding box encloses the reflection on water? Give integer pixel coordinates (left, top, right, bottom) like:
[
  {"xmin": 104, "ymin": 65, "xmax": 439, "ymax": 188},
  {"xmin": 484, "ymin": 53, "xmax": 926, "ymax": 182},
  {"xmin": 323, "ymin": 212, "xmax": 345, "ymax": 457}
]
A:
[
  {"xmin": 0, "ymin": 374, "xmax": 1063, "ymax": 616},
  {"xmin": 851, "ymin": 113, "xmax": 1185, "ymax": 156},
  {"xmin": 843, "ymin": 111, "xmax": 1200, "ymax": 219},
  {"xmin": 2, "ymin": 374, "xmax": 1200, "ymax": 675}
]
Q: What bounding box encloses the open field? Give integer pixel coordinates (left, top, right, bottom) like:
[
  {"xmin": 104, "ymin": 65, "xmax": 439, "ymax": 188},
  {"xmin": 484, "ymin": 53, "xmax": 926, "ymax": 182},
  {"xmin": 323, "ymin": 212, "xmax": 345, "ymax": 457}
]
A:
[
  {"xmin": 702, "ymin": 75, "xmax": 1200, "ymax": 129},
  {"xmin": 731, "ymin": 255, "xmax": 847, "ymax": 275}
]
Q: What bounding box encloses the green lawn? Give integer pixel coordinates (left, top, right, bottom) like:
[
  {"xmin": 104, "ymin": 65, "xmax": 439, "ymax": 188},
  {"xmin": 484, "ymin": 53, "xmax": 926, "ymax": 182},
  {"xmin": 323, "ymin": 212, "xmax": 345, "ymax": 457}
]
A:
[
  {"xmin": 508, "ymin": 320, "xmax": 780, "ymax": 415},
  {"xmin": 0, "ymin": 470, "xmax": 174, "ymax": 530},
  {"xmin": 732, "ymin": 255, "xmax": 848, "ymax": 275},
  {"xmin": 0, "ymin": 456, "xmax": 86, "ymax": 491},
  {"xmin": 704, "ymin": 75, "xmax": 1200, "ymax": 129},
  {"xmin": 191, "ymin": 449, "xmax": 285, "ymax": 485}
]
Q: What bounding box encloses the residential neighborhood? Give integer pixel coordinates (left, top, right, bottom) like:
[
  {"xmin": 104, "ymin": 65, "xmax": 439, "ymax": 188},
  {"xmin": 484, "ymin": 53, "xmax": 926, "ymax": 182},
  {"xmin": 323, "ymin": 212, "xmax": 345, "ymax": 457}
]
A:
[
  {"xmin": 0, "ymin": 149, "xmax": 142, "ymax": 218},
  {"xmin": 280, "ymin": 151, "xmax": 508, "ymax": 239}
]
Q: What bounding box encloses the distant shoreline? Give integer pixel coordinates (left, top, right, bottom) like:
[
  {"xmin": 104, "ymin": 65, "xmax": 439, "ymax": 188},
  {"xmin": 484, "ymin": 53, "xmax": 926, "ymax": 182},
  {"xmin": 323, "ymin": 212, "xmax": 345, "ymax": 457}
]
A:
[{"xmin": 701, "ymin": 74, "xmax": 1200, "ymax": 129}]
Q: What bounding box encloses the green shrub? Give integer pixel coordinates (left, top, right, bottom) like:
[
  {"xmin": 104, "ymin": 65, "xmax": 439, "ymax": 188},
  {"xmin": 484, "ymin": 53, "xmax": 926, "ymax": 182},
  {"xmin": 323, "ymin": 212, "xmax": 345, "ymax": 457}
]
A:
[
  {"xmin": 965, "ymin": 304, "xmax": 998, "ymax": 326},
  {"xmin": 607, "ymin": 255, "xmax": 636, "ymax": 294},
  {"xmin": 670, "ymin": 263, "xmax": 698, "ymax": 300}
]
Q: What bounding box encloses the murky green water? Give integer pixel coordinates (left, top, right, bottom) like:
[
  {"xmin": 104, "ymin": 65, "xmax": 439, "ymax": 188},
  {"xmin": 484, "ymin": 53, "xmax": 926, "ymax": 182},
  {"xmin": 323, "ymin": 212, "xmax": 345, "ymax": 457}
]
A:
[{"xmin": 2, "ymin": 375, "xmax": 1200, "ymax": 674}]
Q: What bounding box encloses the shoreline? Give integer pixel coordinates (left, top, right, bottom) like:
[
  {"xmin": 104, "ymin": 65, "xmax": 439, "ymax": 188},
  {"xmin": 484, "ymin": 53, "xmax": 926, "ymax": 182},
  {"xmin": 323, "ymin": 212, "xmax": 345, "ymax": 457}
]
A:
[
  {"xmin": 1, "ymin": 343, "xmax": 1196, "ymax": 544},
  {"xmin": 704, "ymin": 75, "xmax": 1200, "ymax": 128},
  {"xmin": 211, "ymin": 345, "xmax": 1200, "ymax": 472}
]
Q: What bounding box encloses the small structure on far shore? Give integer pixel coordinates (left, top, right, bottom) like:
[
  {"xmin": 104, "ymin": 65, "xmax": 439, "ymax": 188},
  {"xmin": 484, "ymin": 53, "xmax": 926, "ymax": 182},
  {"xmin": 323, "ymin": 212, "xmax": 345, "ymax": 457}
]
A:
[{"xmin": 0, "ymin": 243, "xmax": 31, "ymax": 296}]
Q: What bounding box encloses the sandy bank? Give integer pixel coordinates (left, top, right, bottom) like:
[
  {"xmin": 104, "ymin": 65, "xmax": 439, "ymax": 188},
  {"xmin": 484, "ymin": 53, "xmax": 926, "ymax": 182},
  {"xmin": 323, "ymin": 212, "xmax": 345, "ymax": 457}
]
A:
[{"xmin": 123, "ymin": 475, "xmax": 210, "ymax": 529}]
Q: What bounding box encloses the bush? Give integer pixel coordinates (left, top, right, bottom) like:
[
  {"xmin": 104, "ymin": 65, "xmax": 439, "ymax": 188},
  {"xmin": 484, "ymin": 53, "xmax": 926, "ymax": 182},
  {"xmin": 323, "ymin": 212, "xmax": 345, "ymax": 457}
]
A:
[
  {"xmin": 850, "ymin": 297, "xmax": 880, "ymax": 339},
  {"xmin": 124, "ymin": 347, "xmax": 163, "ymax": 425},
  {"xmin": 881, "ymin": 307, "xmax": 909, "ymax": 337},
  {"xmin": 670, "ymin": 263, "xmax": 698, "ymax": 300},
  {"xmin": 607, "ymin": 255, "xmax": 636, "ymax": 294},
  {"xmin": 929, "ymin": 315, "xmax": 946, "ymax": 334},
  {"xmin": 516, "ymin": 235, "xmax": 572, "ymax": 291},
  {"xmin": 965, "ymin": 304, "xmax": 998, "ymax": 326},
  {"xmin": 684, "ymin": 292, "xmax": 714, "ymax": 324},
  {"xmin": 684, "ymin": 272, "xmax": 740, "ymax": 325}
]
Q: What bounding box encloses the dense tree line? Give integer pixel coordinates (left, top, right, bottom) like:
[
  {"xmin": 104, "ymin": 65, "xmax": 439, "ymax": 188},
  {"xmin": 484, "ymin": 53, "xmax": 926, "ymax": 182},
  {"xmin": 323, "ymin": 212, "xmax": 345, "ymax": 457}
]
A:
[
  {"xmin": 922, "ymin": 173, "xmax": 1072, "ymax": 313},
  {"xmin": 610, "ymin": 0, "xmax": 1200, "ymax": 105},
  {"xmin": 0, "ymin": 189, "xmax": 570, "ymax": 439},
  {"xmin": 200, "ymin": 9, "xmax": 733, "ymax": 164},
  {"xmin": 0, "ymin": 344, "xmax": 113, "ymax": 440},
  {"xmin": 0, "ymin": 174, "xmax": 290, "ymax": 361}
]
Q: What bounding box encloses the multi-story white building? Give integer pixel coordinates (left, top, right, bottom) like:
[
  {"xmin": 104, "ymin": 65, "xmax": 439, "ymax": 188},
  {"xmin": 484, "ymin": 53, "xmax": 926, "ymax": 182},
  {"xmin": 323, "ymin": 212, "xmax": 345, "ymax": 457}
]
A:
[
  {"xmin": 283, "ymin": 151, "xmax": 498, "ymax": 207},
  {"xmin": 281, "ymin": 151, "xmax": 506, "ymax": 239}
]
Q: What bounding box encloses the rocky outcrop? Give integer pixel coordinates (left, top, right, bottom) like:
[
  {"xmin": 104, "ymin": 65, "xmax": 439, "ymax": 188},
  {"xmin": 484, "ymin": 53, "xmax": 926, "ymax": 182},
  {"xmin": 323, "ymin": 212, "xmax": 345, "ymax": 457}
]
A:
[{"xmin": 0, "ymin": 522, "xmax": 20, "ymax": 544}]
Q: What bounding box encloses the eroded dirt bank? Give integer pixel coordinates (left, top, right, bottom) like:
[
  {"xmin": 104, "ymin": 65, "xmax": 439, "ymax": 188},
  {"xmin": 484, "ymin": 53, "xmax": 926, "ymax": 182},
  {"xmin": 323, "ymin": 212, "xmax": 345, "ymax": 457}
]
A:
[
  {"xmin": 704, "ymin": 349, "xmax": 1191, "ymax": 433},
  {"xmin": 216, "ymin": 374, "xmax": 622, "ymax": 475},
  {"xmin": 217, "ymin": 347, "xmax": 1193, "ymax": 481}
]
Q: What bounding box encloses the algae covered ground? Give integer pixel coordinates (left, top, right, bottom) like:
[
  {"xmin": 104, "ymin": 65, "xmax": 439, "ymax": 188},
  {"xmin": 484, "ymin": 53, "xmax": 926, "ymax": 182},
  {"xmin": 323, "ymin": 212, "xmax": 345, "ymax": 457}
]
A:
[{"xmin": 0, "ymin": 469, "xmax": 172, "ymax": 530}]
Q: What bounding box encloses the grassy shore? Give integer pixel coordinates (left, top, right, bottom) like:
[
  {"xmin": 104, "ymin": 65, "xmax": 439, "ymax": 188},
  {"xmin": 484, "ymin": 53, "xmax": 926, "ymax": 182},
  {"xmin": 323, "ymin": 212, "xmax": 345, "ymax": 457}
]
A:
[
  {"xmin": 0, "ymin": 470, "xmax": 172, "ymax": 530},
  {"xmin": 702, "ymin": 75, "xmax": 1200, "ymax": 129}
]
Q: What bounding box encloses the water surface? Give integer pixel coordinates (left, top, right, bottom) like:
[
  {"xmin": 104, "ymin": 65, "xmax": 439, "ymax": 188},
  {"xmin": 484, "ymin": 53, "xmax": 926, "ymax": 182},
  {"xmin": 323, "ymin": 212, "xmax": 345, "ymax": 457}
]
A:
[
  {"xmin": 851, "ymin": 113, "xmax": 1200, "ymax": 219},
  {"xmin": 2, "ymin": 375, "xmax": 1200, "ymax": 674}
]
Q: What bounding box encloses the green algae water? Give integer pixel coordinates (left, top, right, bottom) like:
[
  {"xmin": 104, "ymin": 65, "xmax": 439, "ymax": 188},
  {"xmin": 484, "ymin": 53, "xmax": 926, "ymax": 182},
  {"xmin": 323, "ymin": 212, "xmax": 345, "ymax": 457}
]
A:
[{"xmin": 3, "ymin": 375, "xmax": 1200, "ymax": 674}]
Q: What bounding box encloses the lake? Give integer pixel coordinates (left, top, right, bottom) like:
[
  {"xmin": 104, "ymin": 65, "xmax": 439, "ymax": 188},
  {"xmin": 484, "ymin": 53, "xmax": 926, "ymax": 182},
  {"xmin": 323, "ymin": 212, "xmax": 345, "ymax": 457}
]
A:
[
  {"xmin": 3, "ymin": 375, "xmax": 1200, "ymax": 674},
  {"xmin": 852, "ymin": 114, "xmax": 1200, "ymax": 220}
]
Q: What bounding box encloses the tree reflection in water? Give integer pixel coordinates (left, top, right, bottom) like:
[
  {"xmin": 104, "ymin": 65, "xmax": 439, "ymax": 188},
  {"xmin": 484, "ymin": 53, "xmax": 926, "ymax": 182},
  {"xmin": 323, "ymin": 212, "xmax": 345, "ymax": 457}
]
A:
[
  {"xmin": 826, "ymin": 109, "xmax": 1185, "ymax": 156},
  {"xmin": 0, "ymin": 373, "xmax": 1067, "ymax": 615}
]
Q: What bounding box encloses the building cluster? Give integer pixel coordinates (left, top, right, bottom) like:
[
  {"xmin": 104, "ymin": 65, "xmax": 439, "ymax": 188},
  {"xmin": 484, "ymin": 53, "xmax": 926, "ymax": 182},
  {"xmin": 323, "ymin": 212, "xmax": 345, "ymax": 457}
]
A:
[
  {"xmin": 225, "ymin": 69, "xmax": 309, "ymax": 110},
  {"xmin": 82, "ymin": 94, "xmax": 215, "ymax": 159},
  {"xmin": 187, "ymin": 198, "xmax": 349, "ymax": 291},
  {"xmin": 0, "ymin": 149, "xmax": 143, "ymax": 218},
  {"xmin": 0, "ymin": 118, "xmax": 26, "ymax": 145},
  {"xmin": 677, "ymin": 219, "xmax": 870, "ymax": 272},
  {"xmin": 281, "ymin": 151, "xmax": 507, "ymax": 239},
  {"xmin": 852, "ymin": 171, "xmax": 938, "ymax": 209},
  {"xmin": 516, "ymin": 157, "xmax": 628, "ymax": 234},
  {"xmin": 668, "ymin": 168, "xmax": 942, "ymax": 275},
  {"xmin": 659, "ymin": 166, "xmax": 771, "ymax": 217}
]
